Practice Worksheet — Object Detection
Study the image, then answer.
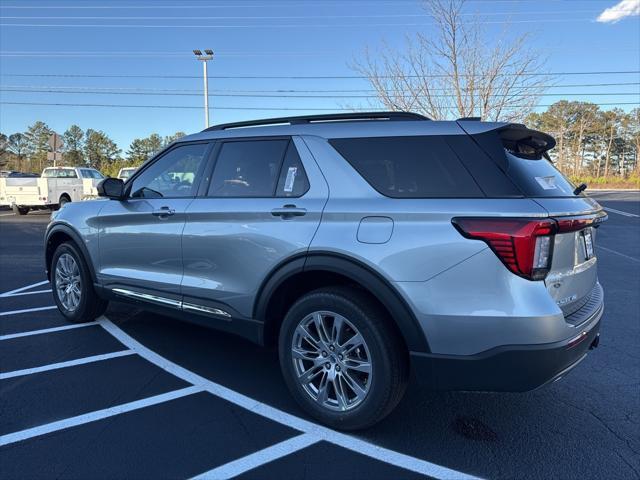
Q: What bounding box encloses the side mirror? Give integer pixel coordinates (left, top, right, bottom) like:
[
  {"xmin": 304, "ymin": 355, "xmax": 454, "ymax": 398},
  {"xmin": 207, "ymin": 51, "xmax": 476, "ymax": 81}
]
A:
[{"xmin": 97, "ymin": 177, "xmax": 125, "ymax": 200}]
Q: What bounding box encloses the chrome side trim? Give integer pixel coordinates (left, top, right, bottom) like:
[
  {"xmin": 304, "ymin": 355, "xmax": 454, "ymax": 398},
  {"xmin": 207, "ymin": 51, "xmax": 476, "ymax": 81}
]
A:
[
  {"xmin": 112, "ymin": 288, "xmax": 182, "ymax": 309},
  {"xmin": 111, "ymin": 288, "xmax": 232, "ymax": 319},
  {"xmin": 182, "ymin": 302, "xmax": 232, "ymax": 319}
]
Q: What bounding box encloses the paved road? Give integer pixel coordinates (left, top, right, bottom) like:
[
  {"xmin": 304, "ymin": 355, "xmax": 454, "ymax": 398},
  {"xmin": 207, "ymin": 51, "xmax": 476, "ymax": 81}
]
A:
[{"xmin": 0, "ymin": 192, "xmax": 638, "ymax": 479}]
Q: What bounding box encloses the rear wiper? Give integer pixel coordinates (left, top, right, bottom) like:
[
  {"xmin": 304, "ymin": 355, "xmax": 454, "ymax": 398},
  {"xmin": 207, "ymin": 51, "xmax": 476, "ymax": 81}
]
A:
[{"xmin": 573, "ymin": 183, "xmax": 587, "ymax": 195}]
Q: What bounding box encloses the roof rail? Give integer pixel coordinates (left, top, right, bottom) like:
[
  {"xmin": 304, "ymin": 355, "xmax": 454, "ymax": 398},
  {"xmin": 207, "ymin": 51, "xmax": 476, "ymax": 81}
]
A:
[
  {"xmin": 203, "ymin": 111, "xmax": 429, "ymax": 131},
  {"xmin": 457, "ymin": 116, "xmax": 482, "ymax": 121}
]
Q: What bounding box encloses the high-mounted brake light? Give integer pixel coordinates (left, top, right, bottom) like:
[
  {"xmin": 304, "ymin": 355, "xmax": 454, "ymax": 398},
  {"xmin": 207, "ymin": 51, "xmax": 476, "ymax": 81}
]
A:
[{"xmin": 452, "ymin": 218, "xmax": 557, "ymax": 281}]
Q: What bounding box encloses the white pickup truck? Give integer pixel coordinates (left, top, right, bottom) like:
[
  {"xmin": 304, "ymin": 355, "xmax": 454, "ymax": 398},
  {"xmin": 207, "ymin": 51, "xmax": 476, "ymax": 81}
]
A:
[{"xmin": 0, "ymin": 166, "xmax": 105, "ymax": 215}]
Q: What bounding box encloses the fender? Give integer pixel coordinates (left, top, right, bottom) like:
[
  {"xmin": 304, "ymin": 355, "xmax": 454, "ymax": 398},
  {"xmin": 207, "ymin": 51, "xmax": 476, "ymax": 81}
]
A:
[
  {"xmin": 254, "ymin": 252, "xmax": 430, "ymax": 353},
  {"xmin": 44, "ymin": 223, "xmax": 97, "ymax": 283}
]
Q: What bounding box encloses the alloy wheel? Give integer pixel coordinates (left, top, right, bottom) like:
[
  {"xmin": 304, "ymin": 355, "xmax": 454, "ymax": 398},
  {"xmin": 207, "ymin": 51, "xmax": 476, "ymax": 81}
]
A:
[
  {"xmin": 291, "ymin": 311, "xmax": 372, "ymax": 411},
  {"xmin": 55, "ymin": 253, "xmax": 82, "ymax": 311}
]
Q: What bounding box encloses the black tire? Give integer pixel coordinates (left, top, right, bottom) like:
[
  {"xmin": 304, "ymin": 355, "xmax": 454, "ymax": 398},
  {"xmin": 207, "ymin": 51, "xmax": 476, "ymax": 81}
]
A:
[
  {"xmin": 12, "ymin": 206, "xmax": 29, "ymax": 215},
  {"xmin": 59, "ymin": 194, "xmax": 71, "ymax": 207},
  {"xmin": 51, "ymin": 241, "xmax": 108, "ymax": 323},
  {"xmin": 279, "ymin": 286, "xmax": 409, "ymax": 430}
]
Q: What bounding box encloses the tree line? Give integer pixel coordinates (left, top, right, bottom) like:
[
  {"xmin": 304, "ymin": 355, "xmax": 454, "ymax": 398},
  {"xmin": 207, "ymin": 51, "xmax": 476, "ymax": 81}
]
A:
[
  {"xmin": 0, "ymin": 122, "xmax": 185, "ymax": 178},
  {"xmin": 526, "ymin": 102, "xmax": 639, "ymax": 181}
]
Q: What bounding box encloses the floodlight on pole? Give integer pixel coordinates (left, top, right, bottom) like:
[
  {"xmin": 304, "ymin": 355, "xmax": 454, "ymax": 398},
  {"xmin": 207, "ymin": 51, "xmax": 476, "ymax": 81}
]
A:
[{"xmin": 193, "ymin": 49, "xmax": 214, "ymax": 128}]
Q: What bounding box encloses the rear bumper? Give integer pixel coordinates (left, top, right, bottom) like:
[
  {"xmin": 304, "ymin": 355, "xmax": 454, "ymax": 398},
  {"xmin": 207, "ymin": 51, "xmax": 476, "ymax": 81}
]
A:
[{"xmin": 411, "ymin": 309, "xmax": 602, "ymax": 392}]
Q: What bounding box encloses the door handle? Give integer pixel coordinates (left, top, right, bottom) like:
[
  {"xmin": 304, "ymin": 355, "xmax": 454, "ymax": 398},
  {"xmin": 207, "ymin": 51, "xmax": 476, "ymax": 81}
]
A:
[
  {"xmin": 271, "ymin": 204, "xmax": 307, "ymax": 219},
  {"xmin": 152, "ymin": 206, "xmax": 175, "ymax": 218}
]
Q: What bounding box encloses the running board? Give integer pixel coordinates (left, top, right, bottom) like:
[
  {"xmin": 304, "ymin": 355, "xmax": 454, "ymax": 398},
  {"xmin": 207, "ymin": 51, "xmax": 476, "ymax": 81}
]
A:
[{"xmin": 112, "ymin": 288, "xmax": 231, "ymax": 319}]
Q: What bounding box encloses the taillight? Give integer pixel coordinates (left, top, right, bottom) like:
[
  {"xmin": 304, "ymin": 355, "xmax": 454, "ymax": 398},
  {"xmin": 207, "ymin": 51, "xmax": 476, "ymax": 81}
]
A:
[
  {"xmin": 452, "ymin": 218, "xmax": 557, "ymax": 281},
  {"xmin": 555, "ymin": 216, "xmax": 601, "ymax": 233}
]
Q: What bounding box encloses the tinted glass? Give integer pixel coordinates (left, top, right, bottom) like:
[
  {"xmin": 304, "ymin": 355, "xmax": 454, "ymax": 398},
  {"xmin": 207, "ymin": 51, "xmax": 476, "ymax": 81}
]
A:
[
  {"xmin": 330, "ymin": 136, "xmax": 483, "ymax": 198},
  {"xmin": 130, "ymin": 143, "xmax": 207, "ymax": 198},
  {"xmin": 208, "ymin": 140, "xmax": 288, "ymax": 197},
  {"xmin": 276, "ymin": 142, "xmax": 310, "ymax": 197},
  {"xmin": 444, "ymin": 136, "xmax": 522, "ymax": 198},
  {"xmin": 506, "ymin": 152, "xmax": 577, "ymax": 197},
  {"xmin": 81, "ymin": 169, "xmax": 95, "ymax": 178}
]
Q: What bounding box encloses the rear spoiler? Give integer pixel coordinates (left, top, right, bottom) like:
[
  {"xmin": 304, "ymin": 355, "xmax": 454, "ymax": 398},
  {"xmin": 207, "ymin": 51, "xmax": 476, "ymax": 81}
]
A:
[
  {"xmin": 457, "ymin": 120, "xmax": 556, "ymax": 166},
  {"xmin": 497, "ymin": 124, "xmax": 556, "ymax": 159}
]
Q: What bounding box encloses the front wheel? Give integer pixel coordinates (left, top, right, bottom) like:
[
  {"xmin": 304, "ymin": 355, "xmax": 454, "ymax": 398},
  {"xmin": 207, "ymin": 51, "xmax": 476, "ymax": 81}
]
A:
[
  {"xmin": 279, "ymin": 286, "xmax": 409, "ymax": 430},
  {"xmin": 51, "ymin": 242, "xmax": 107, "ymax": 323}
]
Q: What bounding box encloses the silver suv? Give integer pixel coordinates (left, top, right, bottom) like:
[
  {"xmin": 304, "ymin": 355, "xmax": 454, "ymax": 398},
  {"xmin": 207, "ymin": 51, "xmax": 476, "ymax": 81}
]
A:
[{"xmin": 45, "ymin": 112, "xmax": 606, "ymax": 430}]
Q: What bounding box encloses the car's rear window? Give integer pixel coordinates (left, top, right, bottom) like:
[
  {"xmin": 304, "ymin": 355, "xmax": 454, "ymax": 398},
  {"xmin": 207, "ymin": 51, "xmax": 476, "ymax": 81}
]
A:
[
  {"xmin": 505, "ymin": 151, "xmax": 577, "ymax": 197},
  {"xmin": 470, "ymin": 128, "xmax": 577, "ymax": 198},
  {"xmin": 42, "ymin": 169, "xmax": 77, "ymax": 178},
  {"xmin": 329, "ymin": 136, "xmax": 483, "ymax": 198}
]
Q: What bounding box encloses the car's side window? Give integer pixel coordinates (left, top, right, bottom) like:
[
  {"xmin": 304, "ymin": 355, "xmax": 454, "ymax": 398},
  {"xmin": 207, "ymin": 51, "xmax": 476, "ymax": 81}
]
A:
[
  {"xmin": 275, "ymin": 142, "xmax": 310, "ymax": 198},
  {"xmin": 208, "ymin": 139, "xmax": 289, "ymax": 197},
  {"xmin": 129, "ymin": 143, "xmax": 208, "ymax": 199}
]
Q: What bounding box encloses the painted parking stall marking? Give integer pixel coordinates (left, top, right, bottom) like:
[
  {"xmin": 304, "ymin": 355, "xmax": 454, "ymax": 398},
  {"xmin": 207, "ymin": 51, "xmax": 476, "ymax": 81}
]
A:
[
  {"xmin": 0, "ymin": 321, "xmax": 98, "ymax": 340},
  {"xmin": 0, "ymin": 386, "xmax": 202, "ymax": 446},
  {"xmin": 0, "ymin": 305, "xmax": 57, "ymax": 316},
  {"xmin": 0, "ymin": 280, "xmax": 50, "ymax": 298},
  {"xmin": 192, "ymin": 434, "xmax": 320, "ymax": 480},
  {"xmin": 0, "ymin": 349, "xmax": 135, "ymax": 380},
  {"xmin": 99, "ymin": 317, "xmax": 480, "ymax": 480},
  {"xmin": 0, "ymin": 279, "xmax": 478, "ymax": 480},
  {"xmin": 603, "ymin": 206, "xmax": 639, "ymax": 218}
]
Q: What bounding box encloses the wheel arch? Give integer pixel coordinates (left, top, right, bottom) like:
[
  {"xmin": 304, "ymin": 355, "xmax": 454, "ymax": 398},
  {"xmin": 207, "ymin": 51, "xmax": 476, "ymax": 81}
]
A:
[
  {"xmin": 255, "ymin": 252, "xmax": 430, "ymax": 353},
  {"xmin": 45, "ymin": 224, "xmax": 96, "ymax": 282}
]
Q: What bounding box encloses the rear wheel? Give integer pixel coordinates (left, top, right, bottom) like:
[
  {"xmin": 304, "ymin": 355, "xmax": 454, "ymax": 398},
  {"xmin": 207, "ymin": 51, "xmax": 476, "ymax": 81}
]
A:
[
  {"xmin": 12, "ymin": 206, "xmax": 29, "ymax": 215},
  {"xmin": 59, "ymin": 194, "xmax": 71, "ymax": 208},
  {"xmin": 279, "ymin": 286, "xmax": 409, "ymax": 430},
  {"xmin": 51, "ymin": 242, "xmax": 107, "ymax": 323}
]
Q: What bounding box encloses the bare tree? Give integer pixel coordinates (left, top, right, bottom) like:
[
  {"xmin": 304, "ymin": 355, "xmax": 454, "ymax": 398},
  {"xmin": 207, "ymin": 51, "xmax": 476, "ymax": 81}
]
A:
[{"xmin": 351, "ymin": 0, "xmax": 549, "ymax": 121}]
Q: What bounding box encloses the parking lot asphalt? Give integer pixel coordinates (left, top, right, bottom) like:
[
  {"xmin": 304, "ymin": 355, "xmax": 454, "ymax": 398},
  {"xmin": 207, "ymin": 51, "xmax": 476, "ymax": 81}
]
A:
[{"xmin": 0, "ymin": 191, "xmax": 638, "ymax": 480}]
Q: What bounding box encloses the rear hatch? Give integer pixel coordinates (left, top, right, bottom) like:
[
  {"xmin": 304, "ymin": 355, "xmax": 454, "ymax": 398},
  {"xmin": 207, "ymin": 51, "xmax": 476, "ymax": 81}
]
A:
[
  {"xmin": 3, "ymin": 178, "xmax": 41, "ymax": 204},
  {"xmin": 461, "ymin": 122, "xmax": 606, "ymax": 318}
]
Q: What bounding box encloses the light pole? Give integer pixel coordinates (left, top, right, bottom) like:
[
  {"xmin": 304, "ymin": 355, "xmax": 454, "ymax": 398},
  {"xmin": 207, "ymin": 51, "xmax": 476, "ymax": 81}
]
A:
[{"xmin": 193, "ymin": 49, "xmax": 214, "ymax": 128}]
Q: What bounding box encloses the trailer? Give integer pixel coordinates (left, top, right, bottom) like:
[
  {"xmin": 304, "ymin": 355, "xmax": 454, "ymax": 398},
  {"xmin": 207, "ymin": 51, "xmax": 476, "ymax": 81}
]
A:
[{"xmin": 0, "ymin": 166, "xmax": 105, "ymax": 215}]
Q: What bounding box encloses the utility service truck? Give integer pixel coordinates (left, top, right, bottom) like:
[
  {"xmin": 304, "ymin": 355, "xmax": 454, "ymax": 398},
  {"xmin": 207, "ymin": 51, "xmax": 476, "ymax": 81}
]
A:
[{"xmin": 0, "ymin": 166, "xmax": 105, "ymax": 215}]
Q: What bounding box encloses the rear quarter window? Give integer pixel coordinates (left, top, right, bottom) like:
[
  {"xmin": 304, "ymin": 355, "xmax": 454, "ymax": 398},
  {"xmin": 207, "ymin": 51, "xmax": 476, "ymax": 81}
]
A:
[
  {"xmin": 471, "ymin": 129, "xmax": 576, "ymax": 198},
  {"xmin": 505, "ymin": 152, "xmax": 577, "ymax": 197},
  {"xmin": 329, "ymin": 136, "xmax": 483, "ymax": 198}
]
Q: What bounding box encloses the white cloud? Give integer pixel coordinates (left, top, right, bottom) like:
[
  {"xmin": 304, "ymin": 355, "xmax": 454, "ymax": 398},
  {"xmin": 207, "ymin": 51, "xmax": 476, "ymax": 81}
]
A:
[{"xmin": 596, "ymin": 0, "xmax": 640, "ymax": 23}]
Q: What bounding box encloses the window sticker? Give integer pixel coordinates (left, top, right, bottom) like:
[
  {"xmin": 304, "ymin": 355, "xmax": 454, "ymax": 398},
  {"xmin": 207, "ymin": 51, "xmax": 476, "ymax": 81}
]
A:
[
  {"xmin": 284, "ymin": 167, "xmax": 297, "ymax": 192},
  {"xmin": 535, "ymin": 175, "xmax": 557, "ymax": 190}
]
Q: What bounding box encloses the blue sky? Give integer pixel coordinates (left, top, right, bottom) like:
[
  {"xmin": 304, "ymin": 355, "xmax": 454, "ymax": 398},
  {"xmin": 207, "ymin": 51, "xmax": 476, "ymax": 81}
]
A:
[{"xmin": 0, "ymin": 0, "xmax": 639, "ymax": 151}]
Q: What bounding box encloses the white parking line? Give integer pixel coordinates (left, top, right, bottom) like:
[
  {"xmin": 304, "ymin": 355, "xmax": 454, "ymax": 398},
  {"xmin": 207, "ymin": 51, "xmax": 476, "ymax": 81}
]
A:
[
  {"xmin": 0, "ymin": 350, "xmax": 135, "ymax": 380},
  {"xmin": 192, "ymin": 434, "xmax": 319, "ymax": 480},
  {"xmin": 2, "ymin": 289, "xmax": 52, "ymax": 298},
  {"xmin": 0, "ymin": 280, "xmax": 50, "ymax": 297},
  {"xmin": 603, "ymin": 207, "xmax": 640, "ymax": 218},
  {"xmin": 100, "ymin": 318, "xmax": 480, "ymax": 480},
  {"xmin": 0, "ymin": 305, "xmax": 57, "ymax": 316},
  {"xmin": 597, "ymin": 245, "xmax": 640, "ymax": 263},
  {"xmin": 0, "ymin": 322, "xmax": 98, "ymax": 341},
  {"xmin": 0, "ymin": 385, "xmax": 202, "ymax": 446}
]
